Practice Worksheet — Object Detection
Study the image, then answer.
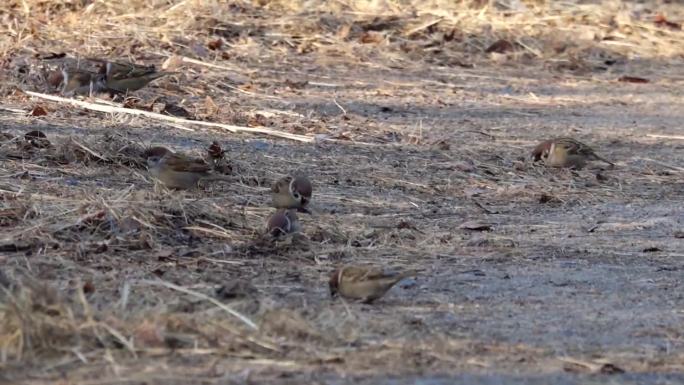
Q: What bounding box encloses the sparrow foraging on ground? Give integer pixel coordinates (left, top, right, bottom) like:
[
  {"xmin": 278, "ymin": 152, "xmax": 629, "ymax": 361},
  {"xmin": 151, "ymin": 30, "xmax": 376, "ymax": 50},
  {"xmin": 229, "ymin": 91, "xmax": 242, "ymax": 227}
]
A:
[
  {"xmin": 532, "ymin": 137, "xmax": 614, "ymax": 169},
  {"xmin": 271, "ymin": 175, "xmax": 313, "ymax": 213},
  {"xmin": 50, "ymin": 68, "xmax": 105, "ymax": 96},
  {"xmin": 266, "ymin": 209, "xmax": 301, "ymax": 237},
  {"xmin": 147, "ymin": 152, "xmax": 230, "ymax": 189},
  {"xmin": 329, "ymin": 265, "xmax": 418, "ymax": 304},
  {"xmin": 93, "ymin": 59, "xmax": 171, "ymax": 93}
]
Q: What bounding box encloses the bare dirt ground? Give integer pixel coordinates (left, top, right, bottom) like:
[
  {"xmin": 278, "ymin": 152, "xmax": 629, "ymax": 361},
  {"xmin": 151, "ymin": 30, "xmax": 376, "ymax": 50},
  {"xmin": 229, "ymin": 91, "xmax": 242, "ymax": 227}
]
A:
[{"xmin": 1, "ymin": 1, "xmax": 683, "ymax": 384}]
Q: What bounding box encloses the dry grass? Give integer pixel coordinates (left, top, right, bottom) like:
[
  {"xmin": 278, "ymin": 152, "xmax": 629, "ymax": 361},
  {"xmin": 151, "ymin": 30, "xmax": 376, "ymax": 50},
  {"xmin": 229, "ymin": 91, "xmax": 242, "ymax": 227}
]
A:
[{"xmin": 1, "ymin": 0, "xmax": 684, "ymax": 383}]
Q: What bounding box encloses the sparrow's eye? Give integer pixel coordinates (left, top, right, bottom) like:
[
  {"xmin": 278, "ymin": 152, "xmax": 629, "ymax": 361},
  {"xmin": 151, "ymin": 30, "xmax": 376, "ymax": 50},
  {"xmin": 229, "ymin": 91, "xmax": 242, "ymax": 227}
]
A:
[{"xmin": 292, "ymin": 191, "xmax": 301, "ymax": 201}]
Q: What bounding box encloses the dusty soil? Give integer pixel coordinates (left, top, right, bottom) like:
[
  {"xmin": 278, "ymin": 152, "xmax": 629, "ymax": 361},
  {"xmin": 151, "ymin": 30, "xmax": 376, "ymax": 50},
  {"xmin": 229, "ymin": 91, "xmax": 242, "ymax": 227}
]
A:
[{"xmin": 1, "ymin": 1, "xmax": 683, "ymax": 384}]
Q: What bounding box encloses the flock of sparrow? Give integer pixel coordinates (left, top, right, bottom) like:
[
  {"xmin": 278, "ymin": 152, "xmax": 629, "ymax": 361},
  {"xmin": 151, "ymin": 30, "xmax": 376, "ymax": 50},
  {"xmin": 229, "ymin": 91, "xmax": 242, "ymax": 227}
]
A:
[
  {"xmin": 49, "ymin": 59, "xmax": 616, "ymax": 304},
  {"xmin": 47, "ymin": 59, "xmax": 173, "ymax": 96}
]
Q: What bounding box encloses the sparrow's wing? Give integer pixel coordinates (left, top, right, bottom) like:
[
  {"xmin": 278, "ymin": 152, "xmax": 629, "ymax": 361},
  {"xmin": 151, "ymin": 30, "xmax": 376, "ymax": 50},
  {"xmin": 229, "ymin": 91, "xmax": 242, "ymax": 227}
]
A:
[
  {"xmin": 105, "ymin": 72, "xmax": 170, "ymax": 92},
  {"xmin": 164, "ymin": 154, "xmax": 211, "ymax": 173},
  {"xmin": 111, "ymin": 69, "xmax": 166, "ymax": 82},
  {"xmin": 271, "ymin": 176, "xmax": 293, "ymax": 193},
  {"xmin": 105, "ymin": 61, "xmax": 157, "ymax": 80}
]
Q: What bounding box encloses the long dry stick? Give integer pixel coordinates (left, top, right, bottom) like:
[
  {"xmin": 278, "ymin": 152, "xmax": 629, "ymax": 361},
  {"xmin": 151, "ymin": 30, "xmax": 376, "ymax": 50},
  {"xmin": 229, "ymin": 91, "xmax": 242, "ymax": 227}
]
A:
[
  {"xmin": 24, "ymin": 91, "xmax": 314, "ymax": 143},
  {"xmin": 143, "ymin": 279, "xmax": 258, "ymax": 330}
]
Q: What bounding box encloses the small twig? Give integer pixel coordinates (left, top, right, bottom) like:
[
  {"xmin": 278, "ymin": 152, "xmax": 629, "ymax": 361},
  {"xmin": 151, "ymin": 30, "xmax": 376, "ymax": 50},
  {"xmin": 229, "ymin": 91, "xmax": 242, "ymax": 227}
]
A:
[
  {"xmin": 461, "ymin": 130, "xmax": 496, "ymax": 139},
  {"xmin": 472, "ymin": 199, "xmax": 498, "ymax": 214},
  {"xmin": 143, "ymin": 279, "xmax": 258, "ymax": 330},
  {"xmin": 183, "ymin": 224, "xmax": 233, "ymax": 239},
  {"xmin": 70, "ymin": 137, "xmax": 109, "ymax": 161},
  {"xmin": 404, "ymin": 18, "xmax": 443, "ymax": 37},
  {"xmin": 24, "ymin": 91, "xmax": 314, "ymax": 143},
  {"xmin": 647, "ymin": 134, "xmax": 684, "ymax": 140},
  {"xmin": 333, "ymin": 98, "xmax": 347, "ymax": 115},
  {"xmin": 638, "ymin": 157, "xmax": 684, "ymax": 172}
]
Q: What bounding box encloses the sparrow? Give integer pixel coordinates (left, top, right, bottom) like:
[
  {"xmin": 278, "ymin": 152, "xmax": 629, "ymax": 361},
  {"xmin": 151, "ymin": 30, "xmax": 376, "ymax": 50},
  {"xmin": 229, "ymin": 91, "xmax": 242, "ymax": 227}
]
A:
[
  {"xmin": 533, "ymin": 137, "xmax": 614, "ymax": 169},
  {"xmin": 50, "ymin": 68, "xmax": 105, "ymax": 96},
  {"xmin": 266, "ymin": 209, "xmax": 300, "ymax": 237},
  {"xmin": 271, "ymin": 175, "xmax": 313, "ymax": 213},
  {"xmin": 147, "ymin": 152, "xmax": 230, "ymax": 189},
  {"xmin": 329, "ymin": 265, "xmax": 418, "ymax": 304},
  {"xmin": 95, "ymin": 60, "xmax": 171, "ymax": 93}
]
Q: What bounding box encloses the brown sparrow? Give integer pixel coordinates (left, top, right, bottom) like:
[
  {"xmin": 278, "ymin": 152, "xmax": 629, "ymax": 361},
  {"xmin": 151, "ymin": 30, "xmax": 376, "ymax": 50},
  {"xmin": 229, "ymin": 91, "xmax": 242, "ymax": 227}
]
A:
[
  {"xmin": 266, "ymin": 209, "xmax": 300, "ymax": 237},
  {"xmin": 533, "ymin": 138, "xmax": 614, "ymax": 169},
  {"xmin": 271, "ymin": 175, "xmax": 312, "ymax": 212},
  {"xmin": 329, "ymin": 265, "xmax": 417, "ymax": 303},
  {"xmin": 147, "ymin": 152, "xmax": 229, "ymax": 189},
  {"xmin": 52, "ymin": 68, "xmax": 105, "ymax": 96},
  {"xmin": 97, "ymin": 60, "xmax": 171, "ymax": 93}
]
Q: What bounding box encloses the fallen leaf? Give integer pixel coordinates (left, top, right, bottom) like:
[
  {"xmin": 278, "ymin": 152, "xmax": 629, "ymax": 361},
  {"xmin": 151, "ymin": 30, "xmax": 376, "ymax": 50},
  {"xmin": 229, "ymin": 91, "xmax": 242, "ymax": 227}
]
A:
[
  {"xmin": 643, "ymin": 246, "xmax": 662, "ymax": 252},
  {"xmin": 152, "ymin": 102, "xmax": 166, "ymax": 114},
  {"xmin": 191, "ymin": 42, "xmax": 209, "ymax": 58},
  {"xmin": 486, "ymin": 39, "xmax": 515, "ymax": 53},
  {"xmin": 38, "ymin": 52, "xmax": 66, "ymax": 60},
  {"xmin": 359, "ymin": 31, "xmax": 384, "ymax": 44},
  {"xmin": 215, "ymin": 279, "xmax": 257, "ymax": 300},
  {"xmin": 284, "ymin": 79, "xmax": 308, "ymax": 89},
  {"xmin": 25, "ymin": 130, "xmax": 51, "ymax": 148},
  {"xmin": 247, "ymin": 113, "xmax": 269, "ymax": 127},
  {"xmin": 654, "ymin": 13, "xmax": 681, "ymax": 30},
  {"xmin": 397, "ymin": 220, "xmax": 418, "ymax": 230},
  {"xmin": 539, "ymin": 193, "xmax": 561, "ymax": 204},
  {"xmin": 466, "ymin": 237, "xmax": 515, "ymax": 248},
  {"xmin": 207, "ymin": 38, "xmax": 223, "ymax": 50},
  {"xmin": 29, "ymin": 105, "xmax": 48, "ymax": 116},
  {"xmin": 123, "ymin": 97, "xmax": 143, "ymax": 109},
  {"xmin": 207, "ymin": 141, "xmax": 225, "ymax": 160},
  {"xmin": 459, "ymin": 221, "xmax": 494, "ymax": 231},
  {"xmin": 432, "ymin": 139, "xmax": 450, "ymax": 151},
  {"xmin": 560, "ymin": 357, "xmax": 625, "ymax": 374},
  {"xmin": 617, "ymin": 76, "xmax": 649, "ymax": 83},
  {"xmin": 82, "ymin": 280, "xmax": 95, "ymax": 294},
  {"xmin": 161, "ymin": 55, "xmax": 183, "ymax": 71},
  {"xmin": 204, "ymin": 96, "xmax": 219, "ymax": 117},
  {"xmin": 337, "ymin": 24, "xmax": 352, "ymax": 39},
  {"xmin": 25, "ymin": 130, "xmax": 46, "ymax": 139},
  {"xmin": 134, "ymin": 319, "xmax": 165, "ymax": 347}
]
